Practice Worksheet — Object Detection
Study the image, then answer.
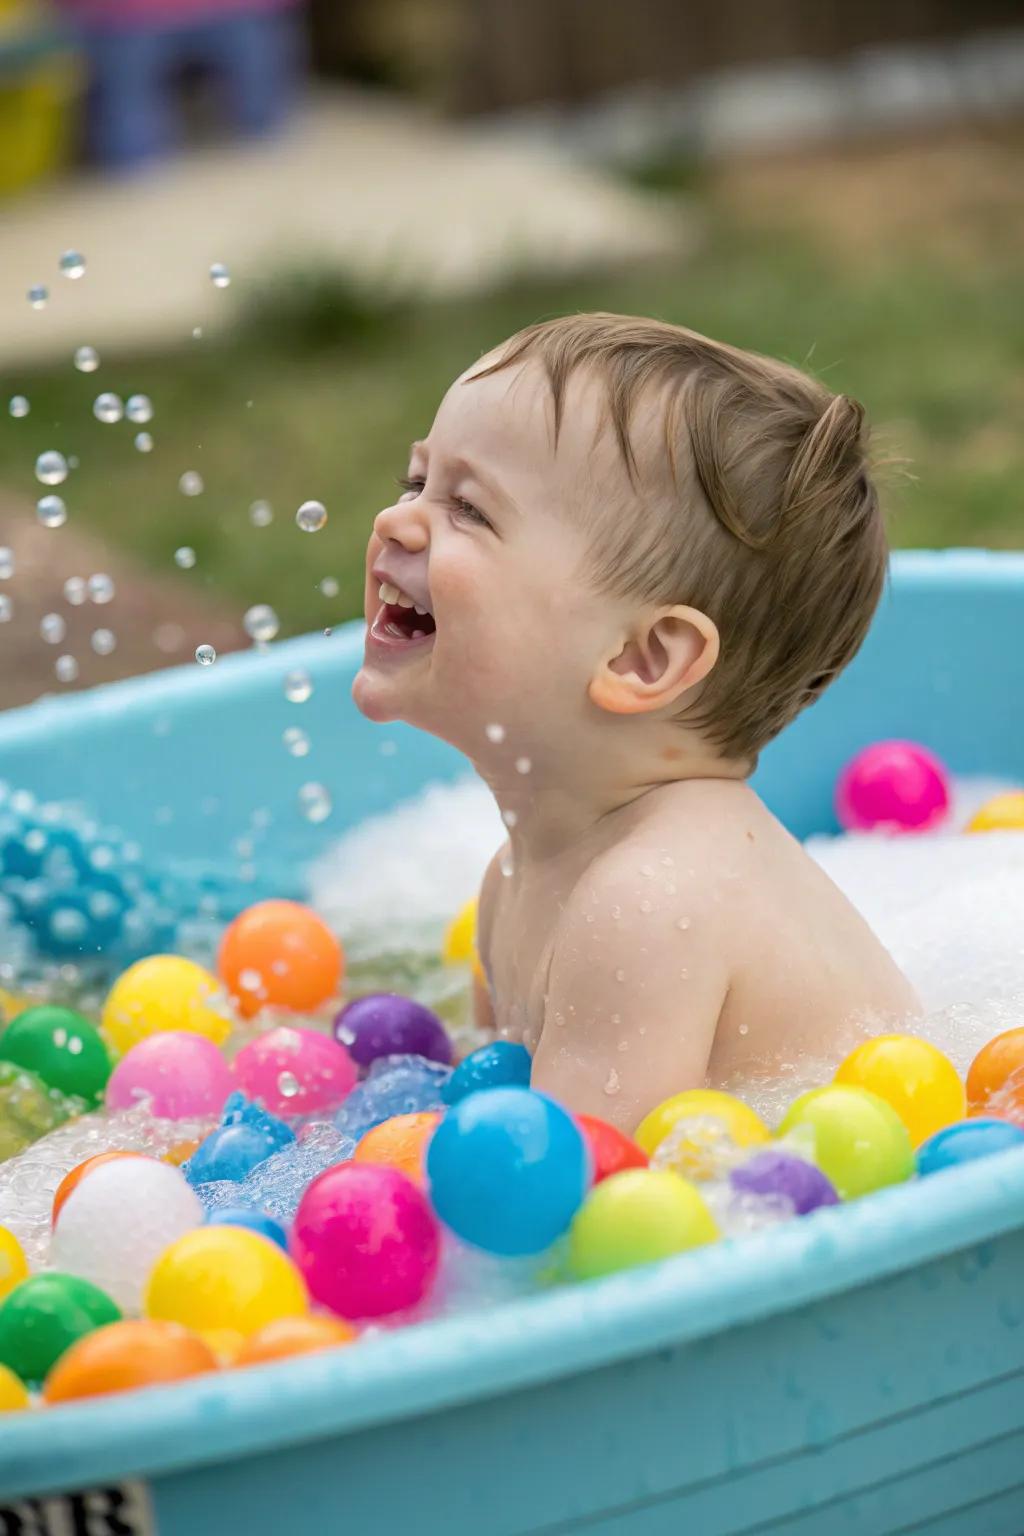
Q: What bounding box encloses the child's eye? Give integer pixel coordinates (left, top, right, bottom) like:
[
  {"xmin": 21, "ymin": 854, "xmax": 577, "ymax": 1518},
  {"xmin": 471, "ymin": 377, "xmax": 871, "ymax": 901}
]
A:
[{"xmin": 395, "ymin": 475, "xmax": 493, "ymax": 530}]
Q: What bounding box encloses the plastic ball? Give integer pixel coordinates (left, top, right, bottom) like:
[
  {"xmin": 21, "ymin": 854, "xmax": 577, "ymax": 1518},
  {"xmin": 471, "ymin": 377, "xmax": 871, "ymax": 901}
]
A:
[
  {"xmin": 576, "ymin": 1114, "xmax": 648, "ymax": 1184},
  {"xmin": 353, "ymin": 1111, "xmax": 440, "ymax": 1186},
  {"xmin": 966, "ymin": 791, "xmax": 1024, "ymax": 834},
  {"xmin": 834, "ymin": 1034, "xmax": 965, "ymax": 1148},
  {"xmin": 106, "ymin": 1032, "xmax": 233, "ymax": 1120},
  {"xmin": 103, "ymin": 955, "xmax": 230, "ymax": 1055},
  {"xmin": 441, "ymin": 1041, "xmax": 532, "ymax": 1105},
  {"xmin": 235, "ymin": 1314, "xmax": 357, "ymax": 1366},
  {"xmin": 0, "ymin": 1228, "xmax": 28, "ymax": 1302},
  {"xmin": 569, "ymin": 1168, "xmax": 718, "ymax": 1280},
  {"xmin": 427, "ymin": 1087, "xmax": 590, "ymax": 1255},
  {"xmin": 334, "ymin": 994, "xmax": 452, "ymax": 1068},
  {"xmin": 164, "ymin": 1140, "xmax": 201, "ymax": 1168},
  {"xmin": 0, "ymin": 1005, "xmax": 111, "ymax": 1105},
  {"xmin": 43, "ymin": 1319, "xmax": 218, "ymax": 1403},
  {"xmin": 207, "ymin": 1207, "xmax": 288, "ymax": 1252},
  {"xmin": 442, "ymin": 898, "xmax": 477, "ymax": 966},
  {"xmin": 52, "ymin": 1158, "xmax": 205, "ymax": 1314},
  {"xmin": 185, "ymin": 1092, "xmax": 295, "ymax": 1186},
  {"xmin": 0, "ymin": 1274, "xmax": 121, "ymax": 1386},
  {"xmin": 635, "ymin": 1089, "xmax": 770, "ymax": 1167},
  {"xmin": 0, "ymin": 1362, "xmax": 30, "ymax": 1411},
  {"xmin": 966, "ymin": 1029, "xmax": 1024, "ymax": 1124},
  {"xmin": 778, "ymin": 1085, "xmax": 914, "ymax": 1200},
  {"xmin": 291, "ymin": 1163, "xmax": 440, "ymax": 1319},
  {"xmin": 233, "ymin": 1025, "xmax": 356, "ymax": 1117},
  {"xmin": 146, "ymin": 1227, "xmax": 308, "ymax": 1339},
  {"xmin": 835, "ymin": 740, "xmax": 950, "ymax": 834},
  {"xmin": 52, "ymin": 1151, "xmax": 146, "ymax": 1228},
  {"xmin": 728, "ymin": 1149, "xmax": 838, "ymax": 1214},
  {"xmin": 917, "ymin": 1116, "xmax": 1024, "ymax": 1175},
  {"xmin": 218, "ymin": 900, "xmax": 343, "ymax": 1019}
]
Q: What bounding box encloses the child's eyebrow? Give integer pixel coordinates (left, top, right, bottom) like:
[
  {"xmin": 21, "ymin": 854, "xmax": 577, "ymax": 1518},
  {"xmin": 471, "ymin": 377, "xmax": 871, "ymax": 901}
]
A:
[{"xmin": 408, "ymin": 441, "xmax": 518, "ymax": 513}]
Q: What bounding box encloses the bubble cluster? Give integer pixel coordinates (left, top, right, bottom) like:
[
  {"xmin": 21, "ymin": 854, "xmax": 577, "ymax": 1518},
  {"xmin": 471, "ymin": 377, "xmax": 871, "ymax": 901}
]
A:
[
  {"xmin": 243, "ymin": 605, "xmax": 279, "ymax": 643},
  {"xmin": 35, "ymin": 452, "xmax": 68, "ymax": 487},
  {"xmin": 37, "ymin": 496, "xmax": 67, "ymax": 529},
  {"xmin": 296, "ymin": 501, "xmax": 327, "ymax": 534},
  {"xmin": 93, "ymin": 393, "xmax": 124, "ymax": 425}
]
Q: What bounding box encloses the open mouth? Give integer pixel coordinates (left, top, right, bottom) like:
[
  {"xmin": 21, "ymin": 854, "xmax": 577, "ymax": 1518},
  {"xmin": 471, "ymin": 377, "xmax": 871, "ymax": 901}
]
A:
[{"xmin": 370, "ymin": 580, "xmax": 437, "ymax": 646}]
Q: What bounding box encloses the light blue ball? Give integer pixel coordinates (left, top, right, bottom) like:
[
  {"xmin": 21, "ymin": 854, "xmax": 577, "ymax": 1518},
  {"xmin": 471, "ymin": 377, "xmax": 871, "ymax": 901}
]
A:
[
  {"xmin": 207, "ymin": 1206, "xmax": 289, "ymax": 1251},
  {"xmin": 442, "ymin": 1041, "xmax": 532, "ymax": 1105},
  {"xmin": 426, "ymin": 1086, "xmax": 590, "ymax": 1255},
  {"xmin": 916, "ymin": 1116, "xmax": 1024, "ymax": 1176}
]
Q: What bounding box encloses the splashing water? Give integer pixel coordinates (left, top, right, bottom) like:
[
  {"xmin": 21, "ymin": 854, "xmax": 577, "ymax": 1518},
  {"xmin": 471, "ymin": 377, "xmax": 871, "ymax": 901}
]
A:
[
  {"xmin": 284, "ymin": 670, "xmax": 313, "ymax": 704},
  {"xmin": 209, "ymin": 262, "xmax": 231, "ymax": 288},
  {"xmin": 37, "ymin": 496, "xmax": 67, "ymax": 529},
  {"xmin": 126, "ymin": 395, "xmax": 153, "ymax": 425},
  {"xmin": 93, "ymin": 393, "xmax": 124, "ymax": 424},
  {"xmin": 40, "ymin": 613, "xmax": 66, "ymax": 645},
  {"xmin": 9, "ymin": 396, "xmax": 30, "ymax": 418},
  {"xmin": 74, "ymin": 346, "xmax": 99, "ymax": 373},
  {"xmin": 91, "ymin": 629, "xmax": 116, "ymax": 656},
  {"xmin": 195, "ymin": 644, "xmax": 216, "ymax": 666},
  {"xmin": 249, "ymin": 500, "xmax": 273, "ymax": 527},
  {"xmin": 35, "ymin": 452, "xmax": 68, "ymax": 487},
  {"xmin": 59, "ymin": 250, "xmax": 86, "ymax": 280},
  {"xmin": 243, "ymin": 605, "xmax": 279, "ymax": 643},
  {"xmin": 87, "ymin": 573, "xmax": 115, "ymax": 605},
  {"xmin": 27, "ymin": 285, "xmax": 48, "ymax": 309},
  {"xmin": 174, "ymin": 547, "xmax": 196, "ymax": 570}
]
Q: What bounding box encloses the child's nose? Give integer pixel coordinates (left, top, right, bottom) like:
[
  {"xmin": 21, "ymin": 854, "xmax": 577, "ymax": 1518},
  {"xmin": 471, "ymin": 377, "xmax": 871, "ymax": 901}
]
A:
[{"xmin": 373, "ymin": 499, "xmax": 429, "ymax": 554}]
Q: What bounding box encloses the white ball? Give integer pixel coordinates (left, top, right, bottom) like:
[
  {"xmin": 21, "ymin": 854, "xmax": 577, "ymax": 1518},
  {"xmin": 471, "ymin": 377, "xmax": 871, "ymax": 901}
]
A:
[{"xmin": 51, "ymin": 1158, "xmax": 203, "ymax": 1315}]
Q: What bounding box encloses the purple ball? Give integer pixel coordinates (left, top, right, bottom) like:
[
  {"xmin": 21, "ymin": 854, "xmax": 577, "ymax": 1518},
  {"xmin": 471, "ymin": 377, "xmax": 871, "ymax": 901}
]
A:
[
  {"xmin": 334, "ymin": 993, "xmax": 453, "ymax": 1069},
  {"xmin": 729, "ymin": 1149, "xmax": 838, "ymax": 1216}
]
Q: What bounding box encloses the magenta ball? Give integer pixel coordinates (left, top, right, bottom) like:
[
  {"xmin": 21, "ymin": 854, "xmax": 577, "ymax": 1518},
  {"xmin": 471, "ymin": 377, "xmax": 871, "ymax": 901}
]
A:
[
  {"xmin": 334, "ymin": 993, "xmax": 452, "ymax": 1068},
  {"xmin": 105, "ymin": 1032, "xmax": 233, "ymax": 1120},
  {"xmin": 291, "ymin": 1162, "xmax": 440, "ymax": 1319},
  {"xmin": 232, "ymin": 1025, "xmax": 356, "ymax": 1117},
  {"xmin": 835, "ymin": 740, "xmax": 951, "ymax": 834}
]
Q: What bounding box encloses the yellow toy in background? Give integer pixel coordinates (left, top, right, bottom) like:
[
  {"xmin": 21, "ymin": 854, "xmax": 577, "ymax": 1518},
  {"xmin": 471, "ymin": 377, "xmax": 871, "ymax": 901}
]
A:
[
  {"xmin": 442, "ymin": 898, "xmax": 478, "ymax": 966},
  {"xmin": 102, "ymin": 955, "xmax": 231, "ymax": 1055},
  {"xmin": 0, "ymin": 1361, "xmax": 29, "ymax": 1412},
  {"xmin": 0, "ymin": 1, "xmax": 80, "ymax": 199},
  {"xmin": 967, "ymin": 791, "xmax": 1024, "ymax": 834}
]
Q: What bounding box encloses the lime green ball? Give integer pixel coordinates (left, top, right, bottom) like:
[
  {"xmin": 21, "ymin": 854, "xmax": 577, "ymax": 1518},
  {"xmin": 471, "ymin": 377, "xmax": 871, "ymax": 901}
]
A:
[
  {"xmin": 569, "ymin": 1168, "xmax": 719, "ymax": 1280},
  {"xmin": 778, "ymin": 1085, "xmax": 914, "ymax": 1200},
  {"xmin": 0, "ymin": 1061, "xmax": 77, "ymax": 1160},
  {"xmin": 0, "ymin": 1006, "xmax": 111, "ymax": 1105},
  {"xmin": 0, "ymin": 1274, "xmax": 121, "ymax": 1387}
]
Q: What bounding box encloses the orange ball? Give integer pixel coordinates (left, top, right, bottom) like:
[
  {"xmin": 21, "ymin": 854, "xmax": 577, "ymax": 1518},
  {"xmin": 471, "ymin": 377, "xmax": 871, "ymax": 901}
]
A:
[
  {"xmin": 235, "ymin": 1314, "xmax": 357, "ymax": 1367},
  {"xmin": 42, "ymin": 1320, "xmax": 218, "ymax": 1403},
  {"xmin": 218, "ymin": 900, "xmax": 343, "ymax": 1019},
  {"xmin": 52, "ymin": 1151, "xmax": 148, "ymax": 1229},
  {"xmin": 163, "ymin": 1140, "xmax": 201, "ymax": 1168},
  {"xmin": 967, "ymin": 1028, "xmax": 1024, "ymax": 1123},
  {"xmin": 353, "ymin": 1112, "xmax": 441, "ymax": 1186}
]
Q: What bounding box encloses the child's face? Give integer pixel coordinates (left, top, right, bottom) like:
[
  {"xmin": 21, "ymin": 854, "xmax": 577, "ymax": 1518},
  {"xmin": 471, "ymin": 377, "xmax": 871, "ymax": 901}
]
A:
[{"xmin": 353, "ymin": 359, "xmax": 629, "ymax": 761}]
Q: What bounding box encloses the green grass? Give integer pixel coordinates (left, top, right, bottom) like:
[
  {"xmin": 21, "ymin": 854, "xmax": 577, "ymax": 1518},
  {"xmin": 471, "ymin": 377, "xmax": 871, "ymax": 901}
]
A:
[{"xmin": 2, "ymin": 214, "xmax": 1022, "ymax": 641}]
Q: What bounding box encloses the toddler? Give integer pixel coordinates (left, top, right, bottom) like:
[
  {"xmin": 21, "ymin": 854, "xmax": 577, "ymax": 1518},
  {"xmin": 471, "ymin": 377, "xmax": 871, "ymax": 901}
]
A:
[{"xmin": 353, "ymin": 313, "xmax": 920, "ymax": 1130}]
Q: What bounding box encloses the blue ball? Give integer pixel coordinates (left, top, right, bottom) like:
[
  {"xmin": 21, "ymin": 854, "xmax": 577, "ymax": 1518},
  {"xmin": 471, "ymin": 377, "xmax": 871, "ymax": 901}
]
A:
[
  {"xmin": 917, "ymin": 1116, "xmax": 1024, "ymax": 1176},
  {"xmin": 185, "ymin": 1092, "xmax": 295, "ymax": 1186},
  {"xmin": 426, "ymin": 1086, "xmax": 590, "ymax": 1255},
  {"xmin": 442, "ymin": 1041, "xmax": 532, "ymax": 1105},
  {"xmin": 207, "ymin": 1206, "xmax": 289, "ymax": 1251}
]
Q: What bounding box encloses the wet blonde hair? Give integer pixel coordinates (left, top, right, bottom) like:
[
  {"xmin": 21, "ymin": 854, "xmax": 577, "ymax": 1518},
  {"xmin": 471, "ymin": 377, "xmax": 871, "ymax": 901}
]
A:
[{"xmin": 468, "ymin": 311, "xmax": 887, "ymax": 762}]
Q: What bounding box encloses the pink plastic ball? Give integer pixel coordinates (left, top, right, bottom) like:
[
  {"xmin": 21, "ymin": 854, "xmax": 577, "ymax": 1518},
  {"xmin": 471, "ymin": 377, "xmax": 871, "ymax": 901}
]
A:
[
  {"xmin": 290, "ymin": 1163, "xmax": 440, "ymax": 1319},
  {"xmin": 835, "ymin": 740, "xmax": 951, "ymax": 834},
  {"xmin": 105, "ymin": 1031, "xmax": 233, "ymax": 1120},
  {"xmin": 232, "ymin": 1025, "xmax": 356, "ymax": 1117}
]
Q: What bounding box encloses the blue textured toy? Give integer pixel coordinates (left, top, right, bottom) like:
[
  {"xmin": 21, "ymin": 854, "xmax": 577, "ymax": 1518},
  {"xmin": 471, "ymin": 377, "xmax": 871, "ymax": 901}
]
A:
[
  {"xmin": 206, "ymin": 1206, "xmax": 289, "ymax": 1251},
  {"xmin": 916, "ymin": 1116, "xmax": 1024, "ymax": 1176},
  {"xmin": 427, "ymin": 1087, "xmax": 590, "ymax": 1256},
  {"xmin": 335, "ymin": 1054, "xmax": 451, "ymax": 1142},
  {"xmin": 185, "ymin": 1092, "xmax": 295, "ymax": 1187},
  {"xmin": 442, "ymin": 1041, "xmax": 532, "ymax": 1105}
]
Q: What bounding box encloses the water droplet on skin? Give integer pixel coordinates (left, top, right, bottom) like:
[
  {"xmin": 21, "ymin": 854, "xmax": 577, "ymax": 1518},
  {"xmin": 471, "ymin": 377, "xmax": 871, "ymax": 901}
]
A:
[
  {"xmin": 0, "ymin": 595, "xmax": 12, "ymax": 623},
  {"xmin": 179, "ymin": 471, "xmax": 204, "ymax": 497},
  {"xmin": 665, "ymin": 882, "xmax": 677, "ymax": 896},
  {"xmin": 603, "ymin": 1068, "xmax": 621, "ymax": 1096},
  {"xmin": 249, "ymin": 500, "xmax": 273, "ymax": 527},
  {"xmin": 283, "ymin": 669, "xmax": 312, "ymax": 703},
  {"xmin": 485, "ymin": 723, "xmax": 506, "ymax": 744},
  {"xmin": 35, "ymin": 451, "xmax": 68, "ymax": 486},
  {"xmin": 738, "ymin": 1022, "xmax": 750, "ymax": 1037},
  {"xmin": 27, "ymin": 284, "xmax": 48, "ymax": 309},
  {"xmin": 610, "ymin": 905, "xmax": 622, "ymax": 921},
  {"xmin": 125, "ymin": 394, "xmax": 153, "ymax": 424},
  {"xmin": 0, "ymin": 548, "xmax": 13, "ymax": 579},
  {"xmin": 499, "ymin": 847, "xmax": 514, "ymax": 877},
  {"xmin": 40, "ymin": 613, "xmax": 66, "ymax": 645},
  {"xmin": 680, "ymin": 968, "xmax": 690, "ymax": 980},
  {"xmin": 93, "ymin": 393, "xmax": 123, "ymax": 424},
  {"xmin": 244, "ymin": 604, "xmax": 279, "ymax": 643},
  {"xmin": 87, "ymin": 573, "xmax": 115, "ymax": 604},
  {"xmin": 283, "ymin": 727, "xmax": 310, "ymax": 757},
  {"xmin": 209, "ymin": 262, "xmax": 231, "ymax": 288},
  {"xmin": 639, "ymin": 899, "xmax": 653, "ymax": 914},
  {"xmin": 55, "ymin": 655, "xmax": 78, "ymax": 683},
  {"xmin": 676, "ymin": 916, "xmax": 691, "ymax": 930},
  {"xmin": 37, "ymin": 495, "xmax": 67, "ymax": 528},
  {"xmin": 318, "ymin": 577, "xmax": 339, "ymax": 597},
  {"xmin": 502, "ymin": 808, "xmax": 518, "ymax": 828},
  {"xmin": 9, "ymin": 395, "xmax": 29, "ymax": 418},
  {"xmin": 640, "ymin": 864, "xmax": 655, "ymax": 878},
  {"xmin": 59, "ymin": 250, "xmax": 86, "ymax": 279},
  {"xmin": 515, "ymin": 757, "xmax": 532, "ymax": 775},
  {"xmin": 74, "ymin": 346, "xmax": 99, "ymax": 373},
  {"xmin": 618, "ymin": 1039, "xmax": 629, "ymax": 1052},
  {"xmin": 91, "ymin": 629, "xmax": 116, "ymax": 656},
  {"xmin": 174, "ymin": 546, "xmax": 196, "ymax": 570},
  {"xmin": 278, "ymin": 1070, "xmax": 300, "ymax": 1099},
  {"xmin": 134, "ymin": 432, "xmax": 154, "ymax": 453},
  {"xmin": 615, "ymin": 968, "xmax": 626, "ymax": 982},
  {"xmin": 296, "ymin": 500, "xmax": 327, "ymax": 533},
  {"xmin": 298, "ymin": 782, "xmax": 332, "ymax": 823},
  {"xmin": 195, "ymin": 643, "xmax": 216, "ymax": 666}
]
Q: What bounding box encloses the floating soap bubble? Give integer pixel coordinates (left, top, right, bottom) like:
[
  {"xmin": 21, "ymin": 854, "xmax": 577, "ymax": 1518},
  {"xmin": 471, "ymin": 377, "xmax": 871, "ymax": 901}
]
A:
[
  {"xmin": 35, "ymin": 451, "xmax": 68, "ymax": 486},
  {"xmin": 195, "ymin": 644, "xmax": 216, "ymax": 666},
  {"xmin": 87, "ymin": 573, "xmax": 115, "ymax": 605},
  {"xmin": 40, "ymin": 613, "xmax": 66, "ymax": 645},
  {"xmin": 91, "ymin": 629, "xmax": 116, "ymax": 656},
  {"xmin": 209, "ymin": 263, "xmax": 231, "ymax": 288},
  {"xmin": 283, "ymin": 669, "xmax": 312, "ymax": 703},
  {"xmin": 283, "ymin": 728, "xmax": 310, "ymax": 758},
  {"xmin": 134, "ymin": 433, "xmax": 154, "ymax": 454},
  {"xmin": 9, "ymin": 396, "xmax": 29, "ymax": 418},
  {"xmin": 74, "ymin": 347, "xmax": 99, "ymax": 373},
  {"xmin": 125, "ymin": 395, "xmax": 153, "ymax": 425},
  {"xmin": 27, "ymin": 285, "xmax": 48, "ymax": 309},
  {"xmin": 298, "ymin": 783, "xmax": 331, "ymax": 823},
  {"xmin": 249, "ymin": 501, "xmax": 273, "ymax": 528},
  {"xmin": 243, "ymin": 604, "xmax": 279, "ymax": 643},
  {"xmin": 63, "ymin": 576, "xmax": 86, "ymax": 606},
  {"xmin": 296, "ymin": 500, "xmax": 327, "ymax": 534},
  {"xmin": 174, "ymin": 547, "xmax": 196, "ymax": 570},
  {"xmin": 179, "ymin": 471, "xmax": 204, "ymax": 497},
  {"xmin": 0, "ymin": 549, "xmax": 14, "ymax": 579},
  {"xmin": 93, "ymin": 393, "xmax": 124, "ymax": 424},
  {"xmin": 55, "ymin": 656, "xmax": 78, "ymax": 683},
  {"xmin": 318, "ymin": 577, "xmax": 339, "ymax": 598},
  {"xmin": 59, "ymin": 250, "xmax": 86, "ymax": 279},
  {"xmin": 37, "ymin": 495, "xmax": 67, "ymax": 529},
  {"xmin": 0, "ymin": 596, "xmax": 11, "ymax": 623}
]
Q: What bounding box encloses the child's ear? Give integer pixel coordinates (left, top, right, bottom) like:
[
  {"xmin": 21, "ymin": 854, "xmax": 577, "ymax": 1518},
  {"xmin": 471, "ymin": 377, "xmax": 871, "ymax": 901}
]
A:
[{"xmin": 589, "ymin": 606, "xmax": 720, "ymax": 716}]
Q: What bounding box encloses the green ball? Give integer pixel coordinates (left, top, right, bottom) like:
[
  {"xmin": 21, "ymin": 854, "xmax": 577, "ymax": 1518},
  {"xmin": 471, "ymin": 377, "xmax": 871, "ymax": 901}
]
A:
[
  {"xmin": 0, "ymin": 1274, "xmax": 121, "ymax": 1386},
  {"xmin": 778, "ymin": 1084, "xmax": 914, "ymax": 1200},
  {"xmin": 0, "ymin": 1006, "xmax": 111, "ymax": 1104},
  {"xmin": 568, "ymin": 1168, "xmax": 719, "ymax": 1281}
]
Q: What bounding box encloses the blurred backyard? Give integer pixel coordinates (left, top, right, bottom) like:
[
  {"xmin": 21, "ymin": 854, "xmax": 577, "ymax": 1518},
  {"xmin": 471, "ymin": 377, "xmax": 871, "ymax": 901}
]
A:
[{"xmin": 1, "ymin": 1, "xmax": 1023, "ymax": 708}]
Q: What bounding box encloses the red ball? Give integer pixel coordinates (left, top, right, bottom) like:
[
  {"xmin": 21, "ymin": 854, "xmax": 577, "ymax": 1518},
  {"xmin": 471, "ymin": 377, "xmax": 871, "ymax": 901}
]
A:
[{"xmin": 577, "ymin": 1114, "xmax": 648, "ymax": 1184}]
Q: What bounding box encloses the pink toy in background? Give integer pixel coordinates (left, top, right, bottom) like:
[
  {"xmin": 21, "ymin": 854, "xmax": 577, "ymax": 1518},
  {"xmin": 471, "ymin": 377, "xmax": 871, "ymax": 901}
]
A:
[
  {"xmin": 105, "ymin": 1031, "xmax": 233, "ymax": 1120},
  {"xmin": 835, "ymin": 740, "xmax": 952, "ymax": 834},
  {"xmin": 232, "ymin": 1025, "xmax": 357, "ymax": 1118}
]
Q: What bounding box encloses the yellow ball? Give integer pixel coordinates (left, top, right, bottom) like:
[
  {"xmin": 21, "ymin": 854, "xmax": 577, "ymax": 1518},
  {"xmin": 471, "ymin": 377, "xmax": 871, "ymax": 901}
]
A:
[
  {"xmin": 0, "ymin": 1226, "xmax": 28, "ymax": 1303},
  {"xmin": 0, "ymin": 989, "xmax": 32, "ymax": 1027},
  {"xmin": 967, "ymin": 791, "xmax": 1024, "ymax": 834},
  {"xmin": 102, "ymin": 956, "xmax": 231, "ymax": 1055},
  {"xmin": 145, "ymin": 1227, "xmax": 307, "ymax": 1340},
  {"xmin": 569, "ymin": 1169, "xmax": 718, "ymax": 1280},
  {"xmin": 442, "ymin": 898, "xmax": 478, "ymax": 967},
  {"xmin": 0, "ymin": 1363, "xmax": 30, "ymax": 1412},
  {"xmin": 635, "ymin": 1089, "xmax": 770, "ymax": 1175},
  {"xmin": 834, "ymin": 1034, "xmax": 965, "ymax": 1148}
]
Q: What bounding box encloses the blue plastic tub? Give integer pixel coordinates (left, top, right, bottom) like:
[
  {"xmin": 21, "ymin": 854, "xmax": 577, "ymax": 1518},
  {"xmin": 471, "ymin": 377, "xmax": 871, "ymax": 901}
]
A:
[{"xmin": 1, "ymin": 549, "xmax": 1024, "ymax": 1536}]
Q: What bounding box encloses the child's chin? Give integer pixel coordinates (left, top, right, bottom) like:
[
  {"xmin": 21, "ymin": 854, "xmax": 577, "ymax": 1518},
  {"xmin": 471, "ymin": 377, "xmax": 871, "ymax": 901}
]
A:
[{"xmin": 351, "ymin": 669, "xmax": 399, "ymax": 723}]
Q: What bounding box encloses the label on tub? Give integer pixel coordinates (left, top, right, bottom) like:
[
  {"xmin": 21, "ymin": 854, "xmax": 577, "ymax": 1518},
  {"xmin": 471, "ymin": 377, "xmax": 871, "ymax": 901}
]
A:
[{"xmin": 0, "ymin": 1481, "xmax": 156, "ymax": 1536}]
